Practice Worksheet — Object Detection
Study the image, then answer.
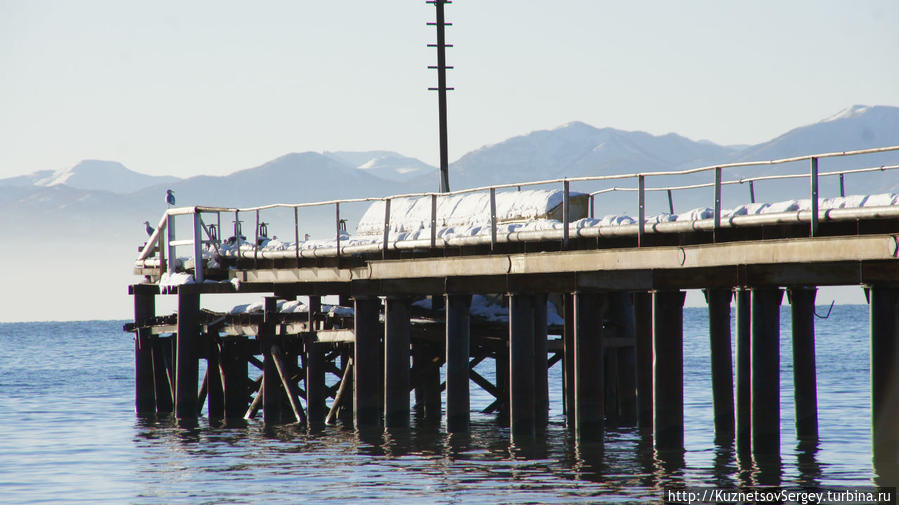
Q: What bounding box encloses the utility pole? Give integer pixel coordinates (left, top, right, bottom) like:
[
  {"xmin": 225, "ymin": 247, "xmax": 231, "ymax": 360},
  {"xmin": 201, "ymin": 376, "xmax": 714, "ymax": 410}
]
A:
[{"xmin": 427, "ymin": 0, "xmax": 453, "ymax": 193}]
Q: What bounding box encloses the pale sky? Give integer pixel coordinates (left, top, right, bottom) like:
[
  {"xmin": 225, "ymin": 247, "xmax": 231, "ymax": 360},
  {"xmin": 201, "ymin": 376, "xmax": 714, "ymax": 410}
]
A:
[{"xmin": 2, "ymin": 0, "xmax": 898, "ymax": 179}]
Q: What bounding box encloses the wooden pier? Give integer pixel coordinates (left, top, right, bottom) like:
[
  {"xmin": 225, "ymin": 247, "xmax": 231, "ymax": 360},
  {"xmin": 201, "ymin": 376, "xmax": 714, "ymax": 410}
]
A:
[{"xmin": 127, "ymin": 146, "xmax": 899, "ymax": 480}]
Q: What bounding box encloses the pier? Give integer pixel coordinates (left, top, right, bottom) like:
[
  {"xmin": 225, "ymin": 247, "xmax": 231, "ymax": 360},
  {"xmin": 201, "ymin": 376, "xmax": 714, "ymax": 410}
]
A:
[{"xmin": 127, "ymin": 146, "xmax": 899, "ymax": 479}]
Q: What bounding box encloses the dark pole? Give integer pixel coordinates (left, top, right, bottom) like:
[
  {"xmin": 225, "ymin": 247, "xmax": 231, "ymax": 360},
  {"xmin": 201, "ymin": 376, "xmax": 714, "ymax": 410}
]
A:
[{"xmin": 429, "ymin": 0, "xmax": 452, "ymax": 192}]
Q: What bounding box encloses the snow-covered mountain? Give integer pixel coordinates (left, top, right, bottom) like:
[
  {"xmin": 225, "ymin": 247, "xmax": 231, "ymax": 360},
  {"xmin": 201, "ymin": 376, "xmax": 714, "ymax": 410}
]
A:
[
  {"xmin": 325, "ymin": 151, "xmax": 437, "ymax": 183},
  {"xmin": 0, "ymin": 160, "xmax": 181, "ymax": 194}
]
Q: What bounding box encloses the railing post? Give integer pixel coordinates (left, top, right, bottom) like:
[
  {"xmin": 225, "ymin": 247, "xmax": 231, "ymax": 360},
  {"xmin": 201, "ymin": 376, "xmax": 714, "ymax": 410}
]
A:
[
  {"xmin": 810, "ymin": 157, "xmax": 819, "ymax": 237},
  {"xmin": 382, "ymin": 198, "xmax": 391, "ymax": 258},
  {"xmin": 335, "ymin": 202, "xmax": 341, "ymax": 258},
  {"xmin": 667, "ymin": 189, "xmax": 674, "ymax": 215},
  {"xmin": 167, "ymin": 213, "xmax": 176, "ymax": 274},
  {"xmin": 839, "ymin": 172, "xmax": 845, "ymax": 198},
  {"xmin": 714, "ymin": 167, "xmax": 722, "ymax": 237},
  {"xmin": 489, "ymin": 187, "xmax": 497, "ymax": 250},
  {"xmin": 749, "ymin": 180, "xmax": 756, "ymax": 203},
  {"xmin": 430, "ymin": 194, "xmax": 437, "ymax": 248},
  {"xmin": 294, "ymin": 207, "xmax": 300, "ymax": 262},
  {"xmin": 589, "ymin": 194, "xmax": 595, "ymax": 219},
  {"xmin": 637, "ymin": 175, "xmax": 645, "ymax": 247},
  {"xmin": 562, "ymin": 180, "xmax": 570, "ymax": 249},
  {"xmin": 233, "ymin": 211, "xmax": 240, "ymax": 241},
  {"xmin": 193, "ymin": 211, "xmax": 204, "ymax": 282}
]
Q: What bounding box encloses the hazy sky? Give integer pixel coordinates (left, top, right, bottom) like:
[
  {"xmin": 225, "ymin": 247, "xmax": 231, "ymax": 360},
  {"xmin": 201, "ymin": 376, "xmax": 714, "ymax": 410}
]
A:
[{"xmin": 2, "ymin": 0, "xmax": 898, "ymax": 179}]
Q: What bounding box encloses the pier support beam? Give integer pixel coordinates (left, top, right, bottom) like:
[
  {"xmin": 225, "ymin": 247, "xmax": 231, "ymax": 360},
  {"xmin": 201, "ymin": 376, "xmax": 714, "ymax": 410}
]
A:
[
  {"xmin": 869, "ymin": 286, "xmax": 899, "ymax": 472},
  {"xmin": 261, "ymin": 296, "xmax": 282, "ymax": 425},
  {"xmin": 133, "ymin": 288, "xmax": 156, "ymax": 415},
  {"xmin": 533, "ymin": 293, "xmax": 549, "ymax": 428},
  {"xmin": 751, "ymin": 287, "xmax": 784, "ymax": 457},
  {"xmin": 653, "ymin": 289, "xmax": 686, "ymax": 452},
  {"xmin": 206, "ymin": 333, "xmax": 225, "ymax": 420},
  {"xmin": 446, "ymin": 294, "xmax": 472, "ymax": 433},
  {"xmin": 789, "ymin": 286, "xmax": 818, "ymax": 441},
  {"xmin": 633, "ymin": 291, "xmax": 653, "ymax": 429},
  {"xmin": 175, "ymin": 287, "xmax": 201, "ymax": 422},
  {"xmin": 706, "ymin": 288, "xmax": 735, "ymax": 444},
  {"xmin": 608, "ymin": 292, "xmax": 637, "ymax": 425},
  {"xmin": 563, "ymin": 293, "xmax": 576, "ymax": 429},
  {"xmin": 384, "ymin": 297, "xmax": 411, "ymax": 428},
  {"xmin": 412, "ymin": 339, "xmax": 441, "ymax": 421},
  {"xmin": 574, "ymin": 292, "xmax": 605, "ymax": 439},
  {"xmin": 220, "ymin": 338, "xmax": 248, "ymax": 421},
  {"xmin": 306, "ymin": 296, "xmax": 326, "ymax": 430},
  {"xmin": 509, "ymin": 293, "xmax": 536, "ymax": 439},
  {"xmin": 153, "ymin": 337, "xmax": 173, "ymax": 415},
  {"xmin": 354, "ymin": 296, "xmax": 382, "ymax": 428},
  {"xmin": 735, "ymin": 288, "xmax": 752, "ymax": 457}
]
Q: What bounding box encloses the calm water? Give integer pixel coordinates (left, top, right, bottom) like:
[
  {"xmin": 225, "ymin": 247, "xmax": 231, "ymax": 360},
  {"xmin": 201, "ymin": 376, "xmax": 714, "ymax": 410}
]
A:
[{"xmin": 0, "ymin": 306, "xmax": 889, "ymax": 504}]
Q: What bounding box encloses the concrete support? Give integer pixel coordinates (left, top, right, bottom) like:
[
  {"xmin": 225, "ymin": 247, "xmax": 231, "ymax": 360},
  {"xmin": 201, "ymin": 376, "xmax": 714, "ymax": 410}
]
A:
[
  {"xmin": 220, "ymin": 339, "xmax": 248, "ymax": 420},
  {"xmin": 574, "ymin": 292, "xmax": 605, "ymax": 439},
  {"xmin": 789, "ymin": 286, "xmax": 818, "ymax": 441},
  {"xmin": 533, "ymin": 293, "xmax": 549, "ymax": 428},
  {"xmin": 446, "ymin": 294, "xmax": 472, "ymax": 432},
  {"xmin": 653, "ymin": 290, "xmax": 686, "ymax": 451},
  {"xmin": 707, "ymin": 288, "xmax": 735, "ymax": 444},
  {"xmin": 509, "ymin": 294, "xmax": 536, "ymax": 439},
  {"xmin": 384, "ymin": 297, "xmax": 411, "ymax": 428},
  {"xmin": 751, "ymin": 287, "xmax": 784, "ymax": 457},
  {"xmin": 562, "ymin": 293, "xmax": 576, "ymax": 429},
  {"xmin": 633, "ymin": 291, "xmax": 653, "ymax": 429},
  {"xmin": 869, "ymin": 286, "xmax": 899, "ymax": 471},
  {"xmin": 608, "ymin": 292, "xmax": 637, "ymax": 425},
  {"xmin": 261, "ymin": 296, "xmax": 281, "ymax": 425},
  {"xmin": 354, "ymin": 296, "xmax": 382, "ymax": 427},
  {"xmin": 133, "ymin": 290, "xmax": 156, "ymax": 415},
  {"xmin": 175, "ymin": 287, "xmax": 201, "ymax": 422},
  {"xmin": 735, "ymin": 288, "xmax": 752, "ymax": 457}
]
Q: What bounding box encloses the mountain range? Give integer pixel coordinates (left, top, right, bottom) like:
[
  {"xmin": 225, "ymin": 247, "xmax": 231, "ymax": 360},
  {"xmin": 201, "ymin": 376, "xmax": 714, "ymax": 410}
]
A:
[{"xmin": 1, "ymin": 104, "xmax": 897, "ymax": 320}]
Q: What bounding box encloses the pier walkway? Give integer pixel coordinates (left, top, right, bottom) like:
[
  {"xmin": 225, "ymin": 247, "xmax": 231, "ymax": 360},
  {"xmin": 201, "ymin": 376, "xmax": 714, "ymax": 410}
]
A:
[{"xmin": 127, "ymin": 145, "xmax": 899, "ymax": 477}]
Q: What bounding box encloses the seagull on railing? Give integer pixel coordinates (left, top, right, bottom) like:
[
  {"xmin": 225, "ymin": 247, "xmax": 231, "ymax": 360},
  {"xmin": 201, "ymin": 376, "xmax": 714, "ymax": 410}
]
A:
[
  {"xmin": 165, "ymin": 189, "xmax": 176, "ymax": 207},
  {"xmin": 144, "ymin": 221, "xmax": 155, "ymax": 236}
]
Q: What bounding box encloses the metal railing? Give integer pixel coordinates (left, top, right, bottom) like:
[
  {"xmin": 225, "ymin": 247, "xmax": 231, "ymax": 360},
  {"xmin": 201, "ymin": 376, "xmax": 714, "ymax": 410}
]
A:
[{"xmin": 136, "ymin": 145, "xmax": 899, "ymax": 279}]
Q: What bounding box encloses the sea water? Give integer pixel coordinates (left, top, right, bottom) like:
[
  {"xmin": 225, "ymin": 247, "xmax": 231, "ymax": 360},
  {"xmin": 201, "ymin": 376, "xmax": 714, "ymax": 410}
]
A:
[{"xmin": 0, "ymin": 306, "xmax": 886, "ymax": 504}]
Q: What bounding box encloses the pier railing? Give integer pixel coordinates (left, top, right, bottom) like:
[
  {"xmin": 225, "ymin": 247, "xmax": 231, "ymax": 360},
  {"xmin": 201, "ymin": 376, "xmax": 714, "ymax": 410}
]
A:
[{"xmin": 136, "ymin": 145, "xmax": 899, "ymax": 281}]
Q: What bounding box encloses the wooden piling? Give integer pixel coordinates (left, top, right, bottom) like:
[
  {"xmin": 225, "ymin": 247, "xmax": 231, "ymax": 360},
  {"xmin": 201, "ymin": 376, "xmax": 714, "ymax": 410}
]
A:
[
  {"xmin": 446, "ymin": 294, "xmax": 472, "ymax": 433},
  {"xmin": 562, "ymin": 293, "xmax": 576, "ymax": 429},
  {"xmin": 869, "ymin": 285, "xmax": 899, "ymax": 471},
  {"xmin": 735, "ymin": 288, "xmax": 752, "ymax": 457},
  {"xmin": 206, "ymin": 334, "xmax": 225, "ymax": 420},
  {"xmin": 653, "ymin": 289, "xmax": 686, "ymax": 451},
  {"xmin": 220, "ymin": 339, "xmax": 248, "ymax": 420},
  {"xmin": 751, "ymin": 287, "xmax": 784, "ymax": 457},
  {"xmin": 707, "ymin": 288, "xmax": 735, "ymax": 444},
  {"xmin": 412, "ymin": 339, "xmax": 441, "ymax": 420},
  {"xmin": 509, "ymin": 293, "xmax": 536, "ymax": 439},
  {"xmin": 789, "ymin": 286, "xmax": 818, "ymax": 441},
  {"xmin": 384, "ymin": 297, "xmax": 411, "ymax": 428},
  {"xmin": 306, "ymin": 295, "xmax": 326, "ymax": 429},
  {"xmin": 153, "ymin": 337, "xmax": 174, "ymax": 414},
  {"xmin": 261, "ymin": 296, "xmax": 282, "ymax": 425},
  {"xmin": 354, "ymin": 296, "xmax": 382, "ymax": 427},
  {"xmin": 574, "ymin": 292, "xmax": 605, "ymax": 439},
  {"xmin": 533, "ymin": 293, "xmax": 549, "ymax": 428},
  {"xmin": 609, "ymin": 292, "xmax": 637, "ymax": 425},
  {"xmin": 633, "ymin": 291, "xmax": 653, "ymax": 429},
  {"xmin": 495, "ymin": 339, "xmax": 510, "ymax": 422},
  {"xmin": 175, "ymin": 286, "xmax": 201, "ymax": 422},
  {"xmin": 133, "ymin": 289, "xmax": 156, "ymax": 415}
]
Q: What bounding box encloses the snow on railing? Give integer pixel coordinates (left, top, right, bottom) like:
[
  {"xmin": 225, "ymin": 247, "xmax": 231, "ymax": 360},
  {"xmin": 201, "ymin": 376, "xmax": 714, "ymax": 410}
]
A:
[{"xmin": 135, "ymin": 145, "xmax": 899, "ymax": 278}]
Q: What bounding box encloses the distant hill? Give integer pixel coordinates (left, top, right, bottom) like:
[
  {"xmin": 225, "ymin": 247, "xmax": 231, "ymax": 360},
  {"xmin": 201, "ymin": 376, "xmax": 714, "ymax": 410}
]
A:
[
  {"xmin": 325, "ymin": 151, "xmax": 437, "ymax": 183},
  {"xmin": 0, "ymin": 160, "xmax": 182, "ymax": 195}
]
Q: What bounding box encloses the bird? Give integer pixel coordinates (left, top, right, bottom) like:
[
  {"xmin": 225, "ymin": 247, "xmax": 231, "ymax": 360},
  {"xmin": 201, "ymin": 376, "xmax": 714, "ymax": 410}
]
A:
[
  {"xmin": 144, "ymin": 221, "xmax": 155, "ymax": 236},
  {"xmin": 165, "ymin": 189, "xmax": 176, "ymax": 207}
]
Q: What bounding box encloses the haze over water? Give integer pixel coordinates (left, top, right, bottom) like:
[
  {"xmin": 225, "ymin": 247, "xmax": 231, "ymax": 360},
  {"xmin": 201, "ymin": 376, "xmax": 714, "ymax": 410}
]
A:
[{"xmin": 0, "ymin": 305, "xmax": 889, "ymax": 504}]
